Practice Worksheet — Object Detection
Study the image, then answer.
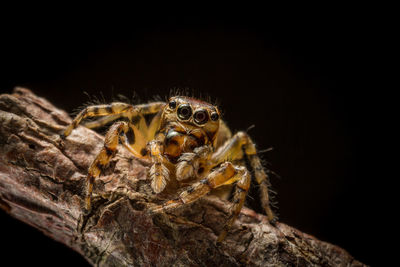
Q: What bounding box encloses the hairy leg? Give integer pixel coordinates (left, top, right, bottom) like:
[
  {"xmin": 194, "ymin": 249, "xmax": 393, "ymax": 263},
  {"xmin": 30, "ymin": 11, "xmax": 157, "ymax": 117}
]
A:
[
  {"xmin": 85, "ymin": 121, "xmax": 129, "ymax": 211},
  {"xmin": 150, "ymin": 162, "xmax": 251, "ymax": 242},
  {"xmin": 62, "ymin": 102, "xmax": 165, "ymax": 138},
  {"xmin": 214, "ymin": 120, "xmax": 233, "ymax": 148},
  {"xmin": 85, "ymin": 119, "xmax": 154, "ymax": 210},
  {"xmin": 148, "ymin": 139, "xmax": 170, "ymax": 194},
  {"xmin": 63, "ymin": 102, "xmax": 133, "ymax": 137},
  {"xmin": 217, "ymin": 165, "xmax": 250, "ymax": 243},
  {"xmin": 211, "ymin": 120, "xmax": 234, "ymax": 199},
  {"xmin": 82, "ymin": 113, "xmax": 123, "ymax": 129},
  {"xmin": 211, "ymin": 131, "xmax": 276, "ymax": 222}
]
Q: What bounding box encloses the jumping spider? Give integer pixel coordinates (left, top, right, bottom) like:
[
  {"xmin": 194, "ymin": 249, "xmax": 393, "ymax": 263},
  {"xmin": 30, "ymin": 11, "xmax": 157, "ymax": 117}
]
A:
[{"xmin": 62, "ymin": 96, "xmax": 276, "ymax": 242}]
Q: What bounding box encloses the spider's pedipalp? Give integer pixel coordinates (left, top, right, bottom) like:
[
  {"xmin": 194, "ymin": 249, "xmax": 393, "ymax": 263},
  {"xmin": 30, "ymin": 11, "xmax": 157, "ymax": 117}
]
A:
[
  {"xmin": 176, "ymin": 145, "xmax": 212, "ymax": 181},
  {"xmin": 148, "ymin": 140, "xmax": 170, "ymax": 193},
  {"xmin": 176, "ymin": 153, "xmax": 198, "ymax": 181}
]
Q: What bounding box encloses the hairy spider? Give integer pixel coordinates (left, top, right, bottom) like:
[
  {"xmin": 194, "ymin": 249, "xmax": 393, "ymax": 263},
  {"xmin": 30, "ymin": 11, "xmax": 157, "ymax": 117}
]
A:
[{"xmin": 62, "ymin": 96, "xmax": 276, "ymax": 242}]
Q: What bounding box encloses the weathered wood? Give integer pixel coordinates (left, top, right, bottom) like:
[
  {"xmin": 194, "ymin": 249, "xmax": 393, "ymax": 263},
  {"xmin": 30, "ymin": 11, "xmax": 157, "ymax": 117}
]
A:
[{"xmin": 0, "ymin": 88, "xmax": 365, "ymax": 266}]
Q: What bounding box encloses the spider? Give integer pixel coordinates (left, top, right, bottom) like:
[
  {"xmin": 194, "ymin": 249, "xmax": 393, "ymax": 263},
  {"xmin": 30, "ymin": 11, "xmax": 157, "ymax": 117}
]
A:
[{"xmin": 62, "ymin": 96, "xmax": 276, "ymax": 242}]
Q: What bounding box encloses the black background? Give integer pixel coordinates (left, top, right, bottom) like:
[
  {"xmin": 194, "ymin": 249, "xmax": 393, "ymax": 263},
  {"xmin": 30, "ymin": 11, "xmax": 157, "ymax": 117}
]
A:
[{"xmin": 0, "ymin": 12, "xmax": 387, "ymax": 266}]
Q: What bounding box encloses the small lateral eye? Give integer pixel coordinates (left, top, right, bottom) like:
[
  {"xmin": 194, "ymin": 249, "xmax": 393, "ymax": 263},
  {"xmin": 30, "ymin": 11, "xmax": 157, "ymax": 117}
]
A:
[
  {"xmin": 177, "ymin": 104, "xmax": 192, "ymax": 120},
  {"xmin": 169, "ymin": 100, "xmax": 177, "ymax": 109},
  {"xmin": 210, "ymin": 112, "xmax": 219, "ymax": 121},
  {"xmin": 194, "ymin": 110, "xmax": 209, "ymax": 124}
]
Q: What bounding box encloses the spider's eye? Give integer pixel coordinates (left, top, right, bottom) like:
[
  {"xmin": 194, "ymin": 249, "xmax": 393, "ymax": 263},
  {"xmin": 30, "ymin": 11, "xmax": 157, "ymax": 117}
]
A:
[
  {"xmin": 210, "ymin": 112, "xmax": 219, "ymax": 121},
  {"xmin": 169, "ymin": 100, "xmax": 177, "ymax": 109},
  {"xmin": 194, "ymin": 110, "xmax": 209, "ymax": 124},
  {"xmin": 177, "ymin": 104, "xmax": 192, "ymax": 120}
]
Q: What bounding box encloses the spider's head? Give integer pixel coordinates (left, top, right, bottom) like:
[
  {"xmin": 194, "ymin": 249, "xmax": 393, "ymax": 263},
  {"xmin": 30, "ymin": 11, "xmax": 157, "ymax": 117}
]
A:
[{"xmin": 163, "ymin": 96, "xmax": 221, "ymax": 140}]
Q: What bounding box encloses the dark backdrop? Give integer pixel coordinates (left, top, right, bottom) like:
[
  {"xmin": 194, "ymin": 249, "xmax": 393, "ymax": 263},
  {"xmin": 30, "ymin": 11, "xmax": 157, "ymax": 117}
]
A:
[{"xmin": 0, "ymin": 16, "xmax": 385, "ymax": 266}]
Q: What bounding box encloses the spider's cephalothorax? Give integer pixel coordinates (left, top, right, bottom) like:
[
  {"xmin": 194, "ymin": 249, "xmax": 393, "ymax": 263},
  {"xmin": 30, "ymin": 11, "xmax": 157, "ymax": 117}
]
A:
[
  {"xmin": 62, "ymin": 96, "xmax": 276, "ymax": 242},
  {"xmin": 159, "ymin": 97, "xmax": 220, "ymax": 163}
]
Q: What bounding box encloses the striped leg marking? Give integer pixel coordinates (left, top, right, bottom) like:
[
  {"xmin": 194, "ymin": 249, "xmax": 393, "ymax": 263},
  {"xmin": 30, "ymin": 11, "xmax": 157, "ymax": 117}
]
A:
[
  {"xmin": 217, "ymin": 166, "xmax": 250, "ymax": 243},
  {"xmin": 62, "ymin": 102, "xmax": 165, "ymax": 138},
  {"xmin": 63, "ymin": 102, "xmax": 134, "ymax": 137},
  {"xmin": 85, "ymin": 121, "xmax": 129, "ymax": 211},
  {"xmin": 148, "ymin": 140, "xmax": 170, "ymax": 193},
  {"xmin": 82, "ymin": 113, "xmax": 124, "ymax": 129},
  {"xmin": 150, "ymin": 162, "xmax": 236, "ymax": 212},
  {"xmin": 211, "ymin": 131, "xmax": 276, "ymax": 222},
  {"xmin": 150, "ymin": 162, "xmax": 250, "ymax": 242}
]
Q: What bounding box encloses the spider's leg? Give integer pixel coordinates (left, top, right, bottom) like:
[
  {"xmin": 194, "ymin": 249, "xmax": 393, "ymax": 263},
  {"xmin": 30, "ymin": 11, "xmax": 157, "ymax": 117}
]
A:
[
  {"xmin": 150, "ymin": 162, "xmax": 236, "ymax": 211},
  {"xmin": 214, "ymin": 119, "xmax": 233, "ymax": 148},
  {"xmin": 148, "ymin": 139, "xmax": 170, "ymax": 193},
  {"xmin": 85, "ymin": 121, "xmax": 129, "ymax": 211},
  {"xmin": 211, "ymin": 131, "xmax": 276, "ymax": 222},
  {"xmin": 150, "ymin": 162, "xmax": 250, "ymax": 242},
  {"xmin": 86, "ymin": 113, "xmax": 160, "ymax": 210},
  {"xmin": 63, "ymin": 102, "xmax": 134, "ymax": 137},
  {"xmin": 63, "ymin": 102, "xmax": 165, "ymax": 138},
  {"xmin": 217, "ymin": 165, "xmax": 250, "ymax": 243},
  {"xmin": 176, "ymin": 145, "xmax": 213, "ymax": 181},
  {"xmin": 82, "ymin": 113, "xmax": 123, "ymax": 129},
  {"xmin": 120, "ymin": 106, "xmax": 164, "ymax": 155}
]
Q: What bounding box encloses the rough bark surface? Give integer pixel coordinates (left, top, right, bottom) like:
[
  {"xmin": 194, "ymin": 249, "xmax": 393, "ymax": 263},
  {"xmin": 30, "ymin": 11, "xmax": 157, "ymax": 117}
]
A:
[{"xmin": 0, "ymin": 88, "xmax": 365, "ymax": 267}]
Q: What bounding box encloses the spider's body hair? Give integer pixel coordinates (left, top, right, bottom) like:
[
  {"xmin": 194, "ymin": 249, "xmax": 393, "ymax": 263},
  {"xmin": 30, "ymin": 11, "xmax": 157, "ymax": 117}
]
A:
[
  {"xmin": 62, "ymin": 94, "xmax": 277, "ymax": 242},
  {"xmin": 168, "ymin": 88, "xmax": 221, "ymax": 112}
]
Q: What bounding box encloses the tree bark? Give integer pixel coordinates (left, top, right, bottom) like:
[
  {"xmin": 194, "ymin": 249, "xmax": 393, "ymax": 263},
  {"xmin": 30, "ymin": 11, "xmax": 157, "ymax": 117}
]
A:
[{"xmin": 0, "ymin": 88, "xmax": 365, "ymax": 267}]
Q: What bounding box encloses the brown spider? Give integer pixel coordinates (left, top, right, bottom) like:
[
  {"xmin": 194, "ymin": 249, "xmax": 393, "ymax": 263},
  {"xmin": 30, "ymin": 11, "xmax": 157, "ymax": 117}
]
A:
[{"xmin": 62, "ymin": 96, "xmax": 276, "ymax": 242}]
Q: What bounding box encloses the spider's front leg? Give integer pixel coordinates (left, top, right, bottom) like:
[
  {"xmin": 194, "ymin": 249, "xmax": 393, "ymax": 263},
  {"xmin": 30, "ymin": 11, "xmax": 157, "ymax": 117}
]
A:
[
  {"xmin": 150, "ymin": 162, "xmax": 251, "ymax": 243},
  {"xmin": 212, "ymin": 131, "xmax": 276, "ymax": 222}
]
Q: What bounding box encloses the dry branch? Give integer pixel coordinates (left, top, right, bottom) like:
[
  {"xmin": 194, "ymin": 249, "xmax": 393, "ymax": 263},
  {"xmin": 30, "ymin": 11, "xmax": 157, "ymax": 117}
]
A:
[{"xmin": 0, "ymin": 88, "xmax": 365, "ymax": 266}]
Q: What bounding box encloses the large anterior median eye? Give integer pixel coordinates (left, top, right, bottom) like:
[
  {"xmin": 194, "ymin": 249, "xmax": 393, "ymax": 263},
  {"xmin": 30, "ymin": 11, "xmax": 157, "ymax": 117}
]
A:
[
  {"xmin": 194, "ymin": 110, "xmax": 209, "ymax": 124},
  {"xmin": 177, "ymin": 104, "xmax": 192, "ymax": 120}
]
